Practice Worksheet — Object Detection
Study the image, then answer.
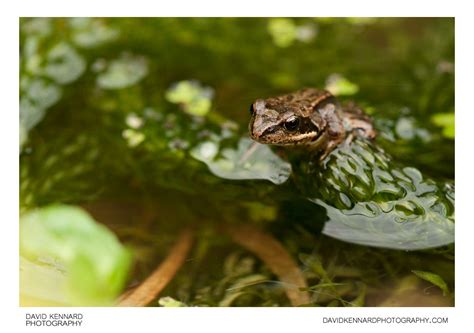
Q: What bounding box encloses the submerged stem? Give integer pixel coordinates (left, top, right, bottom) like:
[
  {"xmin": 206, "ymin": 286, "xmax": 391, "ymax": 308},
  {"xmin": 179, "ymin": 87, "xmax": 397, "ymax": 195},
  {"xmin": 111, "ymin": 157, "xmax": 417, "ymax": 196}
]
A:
[
  {"xmin": 118, "ymin": 228, "xmax": 194, "ymax": 307},
  {"xmin": 222, "ymin": 224, "xmax": 311, "ymax": 306}
]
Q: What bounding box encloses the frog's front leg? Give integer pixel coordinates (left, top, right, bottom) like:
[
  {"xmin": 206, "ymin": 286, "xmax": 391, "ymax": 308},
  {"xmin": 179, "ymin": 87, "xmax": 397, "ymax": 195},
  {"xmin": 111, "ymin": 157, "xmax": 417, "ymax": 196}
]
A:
[{"xmin": 312, "ymin": 102, "xmax": 346, "ymax": 160}]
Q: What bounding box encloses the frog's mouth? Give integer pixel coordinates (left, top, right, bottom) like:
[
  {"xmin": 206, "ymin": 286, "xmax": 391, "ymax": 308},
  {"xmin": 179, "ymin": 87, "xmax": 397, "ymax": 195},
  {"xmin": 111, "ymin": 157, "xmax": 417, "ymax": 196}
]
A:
[{"xmin": 249, "ymin": 126, "xmax": 322, "ymax": 146}]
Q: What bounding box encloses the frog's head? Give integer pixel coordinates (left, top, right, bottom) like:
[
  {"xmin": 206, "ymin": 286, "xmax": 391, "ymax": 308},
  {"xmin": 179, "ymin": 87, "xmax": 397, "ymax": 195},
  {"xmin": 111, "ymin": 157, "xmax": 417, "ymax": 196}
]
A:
[{"xmin": 248, "ymin": 91, "xmax": 329, "ymax": 146}]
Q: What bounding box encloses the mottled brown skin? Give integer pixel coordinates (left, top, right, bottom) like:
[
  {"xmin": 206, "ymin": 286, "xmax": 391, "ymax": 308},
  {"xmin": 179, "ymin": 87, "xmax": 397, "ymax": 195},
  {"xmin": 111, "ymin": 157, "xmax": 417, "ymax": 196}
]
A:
[{"xmin": 249, "ymin": 88, "xmax": 376, "ymax": 159}]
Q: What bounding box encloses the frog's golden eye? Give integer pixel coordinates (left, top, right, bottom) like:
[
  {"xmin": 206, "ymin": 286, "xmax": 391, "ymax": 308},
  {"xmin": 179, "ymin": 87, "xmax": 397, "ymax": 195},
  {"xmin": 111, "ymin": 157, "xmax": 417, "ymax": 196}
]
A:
[{"xmin": 284, "ymin": 116, "xmax": 300, "ymax": 132}]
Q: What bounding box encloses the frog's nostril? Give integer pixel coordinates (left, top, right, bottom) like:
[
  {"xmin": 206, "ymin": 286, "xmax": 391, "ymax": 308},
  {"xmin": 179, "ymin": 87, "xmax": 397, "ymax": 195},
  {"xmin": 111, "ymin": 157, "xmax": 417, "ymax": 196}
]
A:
[{"xmin": 249, "ymin": 125, "xmax": 259, "ymax": 139}]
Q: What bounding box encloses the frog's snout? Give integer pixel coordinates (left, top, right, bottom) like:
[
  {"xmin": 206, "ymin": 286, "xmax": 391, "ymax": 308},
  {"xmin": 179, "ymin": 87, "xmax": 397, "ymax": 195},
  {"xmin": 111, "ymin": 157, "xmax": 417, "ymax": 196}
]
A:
[{"xmin": 248, "ymin": 117, "xmax": 260, "ymax": 141}]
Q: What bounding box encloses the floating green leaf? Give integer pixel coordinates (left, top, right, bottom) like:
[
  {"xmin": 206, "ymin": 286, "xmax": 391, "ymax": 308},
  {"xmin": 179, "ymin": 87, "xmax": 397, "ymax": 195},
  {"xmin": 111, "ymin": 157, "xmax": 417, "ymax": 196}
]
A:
[
  {"xmin": 70, "ymin": 18, "xmax": 119, "ymax": 48},
  {"xmin": 394, "ymin": 117, "xmax": 432, "ymax": 142},
  {"xmin": 22, "ymin": 18, "xmax": 52, "ymax": 37},
  {"xmin": 20, "ymin": 29, "xmax": 88, "ymax": 149},
  {"xmin": 191, "ymin": 137, "xmax": 292, "ymax": 185},
  {"xmin": 295, "ymin": 139, "xmax": 455, "ymax": 250},
  {"xmin": 97, "ymin": 54, "xmax": 149, "ymax": 89},
  {"xmin": 20, "ymin": 78, "xmax": 61, "ymax": 132},
  {"xmin": 42, "ymin": 42, "xmax": 86, "ymax": 84},
  {"xmin": 165, "ymin": 80, "xmax": 214, "ymax": 116}
]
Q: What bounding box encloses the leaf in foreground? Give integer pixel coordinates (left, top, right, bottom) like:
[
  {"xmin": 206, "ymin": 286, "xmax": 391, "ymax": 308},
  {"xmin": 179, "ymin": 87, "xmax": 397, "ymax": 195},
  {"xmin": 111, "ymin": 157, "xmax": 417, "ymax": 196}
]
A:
[{"xmin": 20, "ymin": 205, "xmax": 132, "ymax": 306}]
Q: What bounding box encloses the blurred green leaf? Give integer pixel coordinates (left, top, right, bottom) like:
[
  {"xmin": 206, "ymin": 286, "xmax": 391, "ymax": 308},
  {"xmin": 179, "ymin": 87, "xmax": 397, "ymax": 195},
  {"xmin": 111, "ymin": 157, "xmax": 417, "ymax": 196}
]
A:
[
  {"xmin": 348, "ymin": 283, "xmax": 366, "ymax": 307},
  {"xmin": 165, "ymin": 80, "xmax": 214, "ymax": 116},
  {"xmin": 431, "ymin": 113, "xmax": 455, "ymax": 139},
  {"xmin": 20, "ymin": 78, "xmax": 61, "ymax": 132},
  {"xmin": 69, "ymin": 18, "xmax": 119, "ymax": 48},
  {"xmin": 20, "ymin": 205, "xmax": 132, "ymax": 306},
  {"xmin": 325, "ymin": 74, "xmax": 359, "ymax": 96},
  {"xmin": 412, "ymin": 270, "xmax": 450, "ymax": 296},
  {"xmin": 158, "ymin": 296, "xmax": 187, "ymax": 307},
  {"xmin": 97, "ymin": 54, "xmax": 148, "ymax": 90},
  {"xmin": 268, "ymin": 18, "xmax": 297, "ymax": 48},
  {"xmin": 42, "ymin": 42, "xmax": 86, "ymax": 84},
  {"xmin": 122, "ymin": 129, "xmax": 146, "ymax": 147},
  {"xmin": 20, "ymin": 256, "xmax": 69, "ymax": 306},
  {"xmin": 22, "ymin": 18, "xmax": 53, "ymax": 37},
  {"xmin": 346, "ymin": 17, "xmax": 378, "ymax": 25},
  {"xmin": 295, "ymin": 23, "xmax": 318, "ymax": 43}
]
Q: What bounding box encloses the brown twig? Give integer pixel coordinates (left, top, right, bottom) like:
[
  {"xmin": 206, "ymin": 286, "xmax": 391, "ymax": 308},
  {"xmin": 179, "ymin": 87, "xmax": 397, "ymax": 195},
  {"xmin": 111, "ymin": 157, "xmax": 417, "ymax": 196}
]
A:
[
  {"xmin": 118, "ymin": 228, "xmax": 194, "ymax": 307},
  {"xmin": 222, "ymin": 224, "xmax": 311, "ymax": 306}
]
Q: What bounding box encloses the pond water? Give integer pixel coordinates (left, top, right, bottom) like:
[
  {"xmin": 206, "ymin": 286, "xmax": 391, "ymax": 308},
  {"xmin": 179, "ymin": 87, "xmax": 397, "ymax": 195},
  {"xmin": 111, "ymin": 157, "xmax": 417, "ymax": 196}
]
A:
[{"xmin": 20, "ymin": 18, "xmax": 454, "ymax": 307}]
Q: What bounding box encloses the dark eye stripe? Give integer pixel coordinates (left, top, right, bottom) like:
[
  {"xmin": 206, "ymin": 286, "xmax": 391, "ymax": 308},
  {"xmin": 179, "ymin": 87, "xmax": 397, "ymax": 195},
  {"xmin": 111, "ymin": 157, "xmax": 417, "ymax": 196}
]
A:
[
  {"xmin": 310, "ymin": 127, "xmax": 324, "ymax": 142},
  {"xmin": 263, "ymin": 125, "xmax": 278, "ymax": 135}
]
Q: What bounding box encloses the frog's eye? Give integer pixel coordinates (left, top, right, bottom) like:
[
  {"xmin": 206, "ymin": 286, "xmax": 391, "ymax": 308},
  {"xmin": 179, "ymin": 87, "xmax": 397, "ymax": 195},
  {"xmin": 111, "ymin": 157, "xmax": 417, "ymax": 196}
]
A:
[
  {"xmin": 283, "ymin": 116, "xmax": 300, "ymax": 132},
  {"xmin": 249, "ymin": 104, "xmax": 255, "ymax": 115}
]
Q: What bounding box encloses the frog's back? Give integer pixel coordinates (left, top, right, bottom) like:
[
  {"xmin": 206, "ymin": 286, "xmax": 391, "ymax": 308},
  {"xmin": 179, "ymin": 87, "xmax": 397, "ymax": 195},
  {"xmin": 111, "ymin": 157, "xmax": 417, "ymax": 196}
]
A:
[
  {"xmin": 341, "ymin": 102, "xmax": 376, "ymax": 140},
  {"xmin": 286, "ymin": 88, "xmax": 376, "ymax": 140}
]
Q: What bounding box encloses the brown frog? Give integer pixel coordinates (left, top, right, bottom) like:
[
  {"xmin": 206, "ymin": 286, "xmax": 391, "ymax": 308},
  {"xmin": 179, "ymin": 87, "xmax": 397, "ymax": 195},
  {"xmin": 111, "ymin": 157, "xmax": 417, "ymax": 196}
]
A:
[{"xmin": 248, "ymin": 88, "xmax": 376, "ymax": 159}]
